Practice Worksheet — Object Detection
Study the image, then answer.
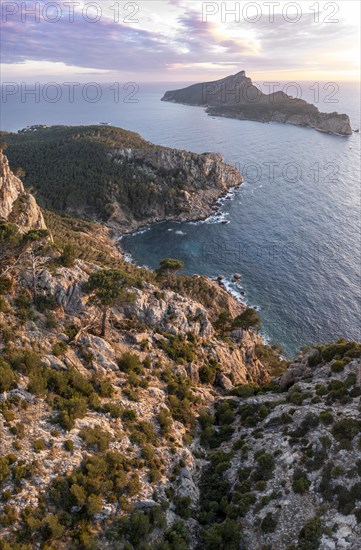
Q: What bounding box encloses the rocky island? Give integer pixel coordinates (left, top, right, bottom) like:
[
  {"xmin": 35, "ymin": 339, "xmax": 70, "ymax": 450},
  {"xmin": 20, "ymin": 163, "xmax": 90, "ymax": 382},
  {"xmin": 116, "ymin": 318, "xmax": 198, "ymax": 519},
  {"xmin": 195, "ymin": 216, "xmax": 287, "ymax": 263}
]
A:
[{"xmin": 162, "ymin": 71, "xmax": 352, "ymax": 136}]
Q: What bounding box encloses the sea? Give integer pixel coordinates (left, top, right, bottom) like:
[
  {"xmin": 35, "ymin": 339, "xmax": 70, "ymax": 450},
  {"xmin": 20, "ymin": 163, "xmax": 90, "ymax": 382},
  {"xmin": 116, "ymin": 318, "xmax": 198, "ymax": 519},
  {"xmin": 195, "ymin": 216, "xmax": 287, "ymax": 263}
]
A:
[{"xmin": 1, "ymin": 80, "xmax": 360, "ymax": 356}]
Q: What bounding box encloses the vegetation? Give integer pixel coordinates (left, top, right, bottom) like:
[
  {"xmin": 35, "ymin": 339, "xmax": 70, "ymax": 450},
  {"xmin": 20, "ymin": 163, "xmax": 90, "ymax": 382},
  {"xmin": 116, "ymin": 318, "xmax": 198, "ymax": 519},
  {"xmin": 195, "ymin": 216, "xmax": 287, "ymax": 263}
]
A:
[
  {"xmin": 84, "ymin": 269, "xmax": 139, "ymax": 336},
  {"xmin": 1, "ymin": 125, "xmax": 209, "ymax": 223}
]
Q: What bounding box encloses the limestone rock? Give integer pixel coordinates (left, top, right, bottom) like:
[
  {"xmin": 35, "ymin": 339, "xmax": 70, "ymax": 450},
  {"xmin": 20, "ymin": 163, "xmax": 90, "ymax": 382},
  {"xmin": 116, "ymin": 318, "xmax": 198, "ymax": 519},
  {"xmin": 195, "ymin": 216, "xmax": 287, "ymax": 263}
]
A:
[
  {"xmin": 0, "ymin": 151, "xmax": 46, "ymax": 231},
  {"xmin": 119, "ymin": 284, "xmax": 214, "ymax": 338},
  {"xmin": 37, "ymin": 263, "xmax": 89, "ymax": 313},
  {"xmin": 78, "ymin": 334, "xmax": 118, "ymax": 371}
]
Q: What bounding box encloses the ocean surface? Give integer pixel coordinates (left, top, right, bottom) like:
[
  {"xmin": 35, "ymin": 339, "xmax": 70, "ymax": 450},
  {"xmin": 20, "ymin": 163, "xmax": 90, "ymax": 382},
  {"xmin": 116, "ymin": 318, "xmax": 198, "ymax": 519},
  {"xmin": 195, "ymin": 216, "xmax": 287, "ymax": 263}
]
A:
[{"xmin": 1, "ymin": 81, "xmax": 360, "ymax": 356}]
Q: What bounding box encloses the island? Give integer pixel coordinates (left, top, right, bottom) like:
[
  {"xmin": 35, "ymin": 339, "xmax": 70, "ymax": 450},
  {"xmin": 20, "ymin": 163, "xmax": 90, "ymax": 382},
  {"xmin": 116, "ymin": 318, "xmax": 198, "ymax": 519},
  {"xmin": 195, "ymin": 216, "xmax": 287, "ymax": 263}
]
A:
[{"xmin": 161, "ymin": 70, "xmax": 352, "ymax": 136}]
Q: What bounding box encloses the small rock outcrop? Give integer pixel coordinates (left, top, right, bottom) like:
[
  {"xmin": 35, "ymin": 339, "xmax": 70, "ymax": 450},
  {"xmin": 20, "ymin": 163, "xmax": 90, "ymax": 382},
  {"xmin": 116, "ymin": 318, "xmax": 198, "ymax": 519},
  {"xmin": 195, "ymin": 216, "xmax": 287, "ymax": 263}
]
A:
[{"xmin": 0, "ymin": 150, "xmax": 46, "ymax": 232}]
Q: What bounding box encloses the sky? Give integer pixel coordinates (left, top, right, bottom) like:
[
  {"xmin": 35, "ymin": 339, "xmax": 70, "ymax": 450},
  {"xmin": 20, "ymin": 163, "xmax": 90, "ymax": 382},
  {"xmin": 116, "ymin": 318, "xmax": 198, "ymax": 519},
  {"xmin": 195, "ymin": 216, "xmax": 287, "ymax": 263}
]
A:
[{"xmin": 1, "ymin": 0, "xmax": 360, "ymax": 84}]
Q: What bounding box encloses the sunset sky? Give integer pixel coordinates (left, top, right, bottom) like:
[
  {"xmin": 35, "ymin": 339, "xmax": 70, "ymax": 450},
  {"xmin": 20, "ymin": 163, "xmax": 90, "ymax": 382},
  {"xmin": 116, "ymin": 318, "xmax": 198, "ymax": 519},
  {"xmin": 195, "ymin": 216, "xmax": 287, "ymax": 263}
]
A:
[{"xmin": 1, "ymin": 0, "xmax": 360, "ymax": 83}]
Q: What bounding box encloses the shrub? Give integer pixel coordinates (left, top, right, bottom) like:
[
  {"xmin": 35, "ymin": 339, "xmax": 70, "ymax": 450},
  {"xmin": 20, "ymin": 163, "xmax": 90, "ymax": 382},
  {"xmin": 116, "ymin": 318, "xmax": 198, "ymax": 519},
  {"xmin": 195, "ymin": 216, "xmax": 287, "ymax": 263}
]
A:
[
  {"xmin": 118, "ymin": 352, "xmax": 144, "ymax": 374},
  {"xmin": 199, "ymin": 364, "xmax": 216, "ymax": 384},
  {"xmin": 64, "ymin": 440, "xmax": 74, "ymax": 452},
  {"xmin": 253, "ymin": 452, "xmax": 275, "ymax": 481},
  {"xmin": 0, "ymin": 277, "xmax": 12, "ymax": 295},
  {"xmin": 231, "ymin": 384, "xmax": 257, "ymax": 398},
  {"xmin": 292, "ymin": 473, "xmax": 310, "ymax": 494},
  {"xmin": 335, "ymin": 485, "xmax": 355, "ymax": 515},
  {"xmin": 261, "ymin": 512, "xmax": 277, "ymax": 533},
  {"xmin": 157, "ymin": 333, "xmax": 195, "ymax": 363},
  {"xmin": 331, "ymin": 360, "xmax": 346, "ymax": 373},
  {"xmin": 174, "ymin": 495, "xmax": 192, "ymax": 519},
  {"xmin": 52, "ymin": 341, "xmax": 67, "ymax": 357},
  {"xmin": 157, "ymin": 408, "xmax": 172, "ymax": 435},
  {"xmin": 320, "ymin": 410, "xmax": 334, "ymax": 425},
  {"xmin": 103, "ymin": 402, "xmax": 122, "ymax": 418},
  {"xmin": 0, "ymin": 457, "xmax": 11, "ymax": 483},
  {"xmin": 332, "ymin": 418, "xmax": 360, "ymax": 442},
  {"xmin": 33, "ymin": 439, "xmax": 46, "ymax": 453},
  {"xmin": 79, "ymin": 426, "xmax": 111, "ymax": 451},
  {"xmin": 298, "ymin": 517, "xmax": 322, "ymax": 550},
  {"xmin": 308, "ymin": 350, "xmax": 322, "ymax": 367},
  {"xmin": 60, "ymin": 243, "xmax": 78, "ymax": 267},
  {"xmin": 122, "ymin": 408, "xmax": 137, "ymax": 422},
  {"xmin": 202, "ymin": 518, "xmax": 242, "ymax": 550},
  {"xmin": 0, "ymin": 359, "xmax": 18, "ymax": 392}
]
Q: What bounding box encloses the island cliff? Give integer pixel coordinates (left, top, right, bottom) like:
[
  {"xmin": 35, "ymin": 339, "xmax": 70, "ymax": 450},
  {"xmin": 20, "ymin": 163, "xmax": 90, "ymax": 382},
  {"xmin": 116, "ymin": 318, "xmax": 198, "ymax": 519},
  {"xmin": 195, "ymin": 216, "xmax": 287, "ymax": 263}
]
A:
[{"xmin": 162, "ymin": 71, "xmax": 352, "ymax": 136}]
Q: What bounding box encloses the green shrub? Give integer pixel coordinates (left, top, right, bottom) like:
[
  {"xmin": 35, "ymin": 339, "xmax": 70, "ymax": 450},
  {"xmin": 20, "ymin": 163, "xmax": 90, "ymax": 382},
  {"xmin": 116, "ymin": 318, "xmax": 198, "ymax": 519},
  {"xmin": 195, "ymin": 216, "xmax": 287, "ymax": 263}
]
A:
[
  {"xmin": 308, "ymin": 350, "xmax": 322, "ymax": 367},
  {"xmin": 202, "ymin": 518, "xmax": 242, "ymax": 550},
  {"xmin": 320, "ymin": 410, "xmax": 334, "ymax": 425},
  {"xmin": 103, "ymin": 403, "xmax": 122, "ymax": 418},
  {"xmin": 157, "ymin": 333, "xmax": 195, "ymax": 363},
  {"xmin": 253, "ymin": 452, "xmax": 275, "ymax": 481},
  {"xmin": 332, "ymin": 418, "xmax": 360, "ymax": 442},
  {"xmin": 157, "ymin": 408, "xmax": 172, "ymax": 435},
  {"xmin": 0, "ymin": 359, "xmax": 18, "ymax": 392},
  {"xmin": 122, "ymin": 408, "xmax": 137, "ymax": 422},
  {"xmin": 118, "ymin": 352, "xmax": 144, "ymax": 374},
  {"xmin": 199, "ymin": 364, "xmax": 216, "ymax": 384},
  {"xmin": 33, "ymin": 439, "xmax": 46, "ymax": 453},
  {"xmin": 60, "ymin": 243, "xmax": 78, "ymax": 267},
  {"xmin": 335, "ymin": 485, "xmax": 355, "ymax": 515},
  {"xmin": 261, "ymin": 512, "xmax": 277, "ymax": 533},
  {"xmin": 79, "ymin": 426, "xmax": 111, "ymax": 451},
  {"xmin": 0, "ymin": 277, "xmax": 12, "ymax": 295},
  {"xmin": 52, "ymin": 341, "xmax": 67, "ymax": 357},
  {"xmin": 64, "ymin": 440, "xmax": 74, "ymax": 452},
  {"xmin": 292, "ymin": 470, "xmax": 310, "ymax": 494},
  {"xmin": 0, "ymin": 457, "xmax": 11, "ymax": 483},
  {"xmin": 298, "ymin": 517, "xmax": 322, "ymax": 550},
  {"xmin": 174, "ymin": 495, "xmax": 192, "ymax": 519}
]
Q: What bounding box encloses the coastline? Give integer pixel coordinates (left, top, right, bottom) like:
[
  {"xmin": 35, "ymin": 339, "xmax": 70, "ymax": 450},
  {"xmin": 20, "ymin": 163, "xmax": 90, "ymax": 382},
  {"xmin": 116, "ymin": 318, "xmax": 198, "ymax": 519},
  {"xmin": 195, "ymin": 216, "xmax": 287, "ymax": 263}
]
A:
[
  {"xmin": 112, "ymin": 179, "xmax": 243, "ymax": 240},
  {"xmin": 115, "ymin": 181, "xmax": 274, "ymax": 344},
  {"xmin": 162, "ymin": 99, "xmax": 352, "ymax": 136}
]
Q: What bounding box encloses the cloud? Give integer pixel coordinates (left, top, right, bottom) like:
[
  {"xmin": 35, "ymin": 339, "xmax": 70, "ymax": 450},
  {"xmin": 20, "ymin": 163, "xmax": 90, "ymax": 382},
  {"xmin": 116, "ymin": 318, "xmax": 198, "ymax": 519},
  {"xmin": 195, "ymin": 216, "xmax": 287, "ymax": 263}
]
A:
[{"xmin": 0, "ymin": 0, "xmax": 359, "ymax": 81}]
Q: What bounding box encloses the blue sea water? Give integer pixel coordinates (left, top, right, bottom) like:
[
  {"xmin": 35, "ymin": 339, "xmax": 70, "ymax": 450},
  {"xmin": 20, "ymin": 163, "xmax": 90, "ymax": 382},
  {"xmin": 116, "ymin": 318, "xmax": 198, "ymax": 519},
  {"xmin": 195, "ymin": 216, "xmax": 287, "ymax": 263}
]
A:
[{"xmin": 1, "ymin": 81, "xmax": 360, "ymax": 356}]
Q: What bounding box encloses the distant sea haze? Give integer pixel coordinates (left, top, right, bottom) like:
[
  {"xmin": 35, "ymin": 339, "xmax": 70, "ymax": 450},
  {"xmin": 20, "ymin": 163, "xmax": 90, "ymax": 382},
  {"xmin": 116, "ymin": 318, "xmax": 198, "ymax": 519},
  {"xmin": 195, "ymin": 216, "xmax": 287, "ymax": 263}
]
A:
[{"xmin": 1, "ymin": 81, "xmax": 360, "ymax": 356}]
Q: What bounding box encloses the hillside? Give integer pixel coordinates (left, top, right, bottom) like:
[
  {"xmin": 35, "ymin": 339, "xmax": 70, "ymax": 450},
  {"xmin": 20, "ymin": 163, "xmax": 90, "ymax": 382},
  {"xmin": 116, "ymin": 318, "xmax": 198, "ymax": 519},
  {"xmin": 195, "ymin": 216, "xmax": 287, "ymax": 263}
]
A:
[
  {"xmin": 0, "ymin": 126, "xmax": 243, "ymax": 232},
  {"xmin": 1, "ymin": 151, "xmax": 360, "ymax": 550},
  {"xmin": 161, "ymin": 71, "xmax": 352, "ymax": 136}
]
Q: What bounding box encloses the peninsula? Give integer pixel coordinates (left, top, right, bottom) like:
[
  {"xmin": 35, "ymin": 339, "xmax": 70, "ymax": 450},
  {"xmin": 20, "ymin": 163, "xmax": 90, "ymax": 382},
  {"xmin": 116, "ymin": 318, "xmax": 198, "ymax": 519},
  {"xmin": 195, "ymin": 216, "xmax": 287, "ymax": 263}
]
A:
[{"xmin": 1, "ymin": 125, "xmax": 243, "ymax": 233}]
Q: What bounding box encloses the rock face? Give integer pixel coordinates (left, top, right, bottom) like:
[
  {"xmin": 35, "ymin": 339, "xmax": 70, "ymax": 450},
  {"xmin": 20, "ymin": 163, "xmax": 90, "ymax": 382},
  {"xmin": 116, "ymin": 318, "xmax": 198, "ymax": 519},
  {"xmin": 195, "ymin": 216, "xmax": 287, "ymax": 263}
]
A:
[
  {"xmin": 162, "ymin": 71, "xmax": 352, "ymax": 136},
  {"xmin": 107, "ymin": 146, "xmax": 243, "ymax": 230},
  {"xmin": 0, "ymin": 151, "xmax": 46, "ymax": 232},
  {"xmin": 119, "ymin": 283, "xmax": 214, "ymax": 338},
  {"xmin": 36, "ymin": 262, "xmax": 89, "ymax": 314}
]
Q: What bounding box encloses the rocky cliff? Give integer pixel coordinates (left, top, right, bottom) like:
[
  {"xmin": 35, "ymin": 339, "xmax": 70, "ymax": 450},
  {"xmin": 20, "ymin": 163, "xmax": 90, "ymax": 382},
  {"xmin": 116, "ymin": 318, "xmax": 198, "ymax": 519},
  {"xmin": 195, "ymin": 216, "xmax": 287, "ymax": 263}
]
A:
[
  {"xmin": 162, "ymin": 71, "xmax": 352, "ymax": 136},
  {"xmin": 0, "ymin": 150, "xmax": 46, "ymax": 232}
]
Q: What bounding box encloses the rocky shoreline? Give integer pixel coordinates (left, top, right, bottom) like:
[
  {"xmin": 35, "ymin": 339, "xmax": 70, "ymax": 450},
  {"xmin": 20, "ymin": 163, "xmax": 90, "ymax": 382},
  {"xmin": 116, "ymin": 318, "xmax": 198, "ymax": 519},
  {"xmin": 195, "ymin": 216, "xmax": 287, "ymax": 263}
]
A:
[{"xmin": 113, "ymin": 182, "xmax": 242, "ymax": 238}]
